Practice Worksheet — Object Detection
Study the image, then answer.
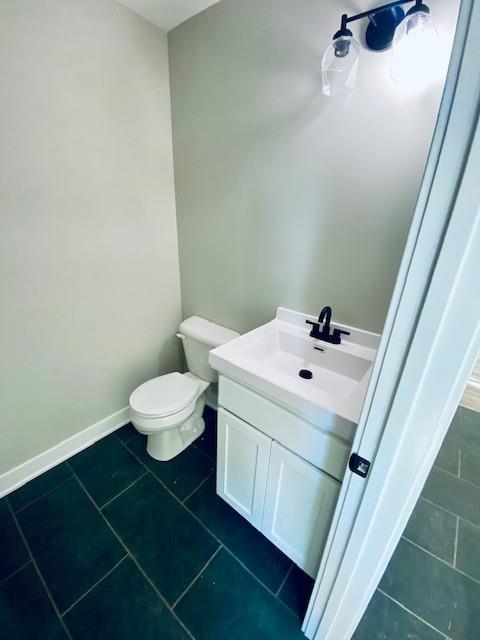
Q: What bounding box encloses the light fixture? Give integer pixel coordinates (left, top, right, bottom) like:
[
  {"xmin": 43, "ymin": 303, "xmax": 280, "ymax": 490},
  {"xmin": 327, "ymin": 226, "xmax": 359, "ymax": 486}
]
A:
[
  {"xmin": 391, "ymin": 3, "xmax": 441, "ymax": 89},
  {"xmin": 321, "ymin": 17, "xmax": 360, "ymax": 97},
  {"xmin": 322, "ymin": 0, "xmax": 439, "ymax": 96}
]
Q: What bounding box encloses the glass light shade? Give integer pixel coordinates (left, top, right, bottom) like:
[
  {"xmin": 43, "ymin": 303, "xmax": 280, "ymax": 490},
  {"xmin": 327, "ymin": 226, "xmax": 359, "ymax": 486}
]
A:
[
  {"xmin": 322, "ymin": 35, "xmax": 360, "ymax": 97},
  {"xmin": 391, "ymin": 10, "xmax": 441, "ymax": 90}
]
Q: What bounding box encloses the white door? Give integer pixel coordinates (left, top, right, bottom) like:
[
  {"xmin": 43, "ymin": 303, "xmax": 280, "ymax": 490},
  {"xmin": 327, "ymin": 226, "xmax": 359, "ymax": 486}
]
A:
[
  {"xmin": 262, "ymin": 441, "xmax": 340, "ymax": 578},
  {"xmin": 216, "ymin": 408, "xmax": 271, "ymax": 529},
  {"xmin": 304, "ymin": 4, "xmax": 480, "ymax": 636}
]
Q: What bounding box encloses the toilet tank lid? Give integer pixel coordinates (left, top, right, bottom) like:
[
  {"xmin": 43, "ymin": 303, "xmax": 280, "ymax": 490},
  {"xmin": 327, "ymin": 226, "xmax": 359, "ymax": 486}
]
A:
[{"xmin": 179, "ymin": 316, "xmax": 240, "ymax": 348}]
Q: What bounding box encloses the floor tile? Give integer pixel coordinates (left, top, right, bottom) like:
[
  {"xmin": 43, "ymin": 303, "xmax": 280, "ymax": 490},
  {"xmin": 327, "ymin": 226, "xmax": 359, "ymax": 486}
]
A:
[
  {"xmin": 194, "ymin": 406, "xmax": 217, "ymax": 460},
  {"xmin": 461, "ymin": 408, "xmax": 480, "ymax": 447},
  {"xmin": 379, "ymin": 537, "xmax": 480, "ymax": 639},
  {"xmin": 461, "ymin": 450, "xmax": 480, "ymax": 487},
  {"xmin": 403, "ymin": 498, "xmax": 456, "ymax": 563},
  {"xmin": 16, "ymin": 477, "xmax": 124, "ymax": 612},
  {"xmin": 454, "ymin": 407, "xmax": 480, "ymax": 456},
  {"xmin": 278, "ymin": 565, "xmax": 314, "ymax": 620},
  {"xmin": 176, "ymin": 548, "xmax": 304, "ymax": 640},
  {"xmin": 353, "ymin": 590, "xmax": 444, "ymax": 640},
  {"xmin": 103, "ymin": 474, "xmax": 219, "ymax": 604},
  {"xmin": 115, "ymin": 422, "xmax": 138, "ymax": 444},
  {"xmin": 0, "ymin": 563, "xmax": 67, "ymax": 639},
  {"xmin": 434, "ymin": 408, "xmax": 464, "ymax": 475},
  {"xmin": 127, "ymin": 434, "xmax": 214, "ymax": 501},
  {"xmin": 69, "ymin": 433, "xmax": 145, "ymax": 507},
  {"xmin": 434, "ymin": 437, "xmax": 459, "ymax": 475},
  {"xmin": 64, "ymin": 557, "xmax": 190, "ymax": 640},
  {"xmin": 456, "ymin": 519, "xmax": 480, "ymax": 582},
  {"xmin": 0, "ymin": 498, "xmax": 29, "ymax": 582},
  {"xmin": 186, "ymin": 475, "xmax": 291, "ymax": 592},
  {"xmin": 447, "ymin": 407, "xmax": 463, "ymax": 440},
  {"xmin": 422, "ymin": 466, "xmax": 480, "ymax": 526},
  {"xmin": 8, "ymin": 463, "xmax": 72, "ymax": 512}
]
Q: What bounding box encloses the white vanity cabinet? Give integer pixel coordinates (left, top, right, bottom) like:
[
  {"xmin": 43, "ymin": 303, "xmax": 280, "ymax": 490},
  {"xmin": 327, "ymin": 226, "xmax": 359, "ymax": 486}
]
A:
[
  {"xmin": 216, "ymin": 408, "xmax": 270, "ymax": 529},
  {"xmin": 262, "ymin": 442, "xmax": 340, "ymax": 576},
  {"xmin": 210, "ymin": 308, "xmax": 377, "ymax": 579},
  {"xmin": 216, "ymin": 380, "xmax": 346, "ymax": 578}
]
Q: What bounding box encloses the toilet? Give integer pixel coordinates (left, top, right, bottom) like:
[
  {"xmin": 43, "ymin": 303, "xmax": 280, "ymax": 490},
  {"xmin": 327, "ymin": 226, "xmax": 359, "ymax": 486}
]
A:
[{"xmin": 129, "ymin": 316, "xmax": 239, "ymax": 461}]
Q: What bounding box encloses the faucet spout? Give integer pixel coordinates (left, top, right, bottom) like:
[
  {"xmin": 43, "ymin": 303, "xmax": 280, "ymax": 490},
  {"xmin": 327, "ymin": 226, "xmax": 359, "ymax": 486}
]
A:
[
  {"xmin": 318, "ymin": 306, "xmax": 332, "ymax": 330},
  {"xmin": 305, "ymin": 305, "xmax": 350, "ymax": 345}
]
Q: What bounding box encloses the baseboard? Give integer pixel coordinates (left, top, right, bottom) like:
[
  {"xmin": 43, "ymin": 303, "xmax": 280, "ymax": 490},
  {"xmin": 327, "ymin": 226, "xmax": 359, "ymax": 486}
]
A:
[{"xmin": 0, "ymin": 407, "xmax": 130, "ymax": 499}]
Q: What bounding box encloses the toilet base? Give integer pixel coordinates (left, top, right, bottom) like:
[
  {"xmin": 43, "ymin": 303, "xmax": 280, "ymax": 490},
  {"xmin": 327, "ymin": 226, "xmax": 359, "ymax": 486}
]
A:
[{"xmin": 145, "ymin": 395, "xmax": 206, "ymax": 461}]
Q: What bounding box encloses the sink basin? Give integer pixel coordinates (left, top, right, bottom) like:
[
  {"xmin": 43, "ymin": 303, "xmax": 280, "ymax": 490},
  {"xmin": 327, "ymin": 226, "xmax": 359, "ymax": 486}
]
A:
[{"xmin": 209, "ymin": 307, "xmax": 380, "ymax": 440}]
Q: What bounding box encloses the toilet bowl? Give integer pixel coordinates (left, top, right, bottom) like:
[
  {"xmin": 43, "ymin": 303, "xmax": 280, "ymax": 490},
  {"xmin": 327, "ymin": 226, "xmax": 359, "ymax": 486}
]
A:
[{"xmin": 129, "ymin": 317, "xmax": 239, "ymax": 461}]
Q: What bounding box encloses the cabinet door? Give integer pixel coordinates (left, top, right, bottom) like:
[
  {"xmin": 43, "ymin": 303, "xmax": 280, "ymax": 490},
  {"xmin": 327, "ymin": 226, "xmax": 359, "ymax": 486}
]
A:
[
  {"xmin": 262, "ymin": 441, "xmax": 340, "ymax": 578},
  {"xmin": 216, "ymin": 408, "xmax": 271, "ymax": 529}
]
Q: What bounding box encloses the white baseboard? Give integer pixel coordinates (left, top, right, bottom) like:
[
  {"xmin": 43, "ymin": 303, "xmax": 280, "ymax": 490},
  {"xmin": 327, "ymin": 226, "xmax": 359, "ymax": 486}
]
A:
[{"xmin": 0, "ymin": 407, "xmax": 130, "ymax": 499}]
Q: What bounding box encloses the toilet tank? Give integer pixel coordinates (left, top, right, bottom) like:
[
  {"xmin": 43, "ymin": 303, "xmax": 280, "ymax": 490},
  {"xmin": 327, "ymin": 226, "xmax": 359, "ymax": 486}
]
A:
[{"xmin": 179, "ymin": 316, "xmax": 240, "ymax": 383}]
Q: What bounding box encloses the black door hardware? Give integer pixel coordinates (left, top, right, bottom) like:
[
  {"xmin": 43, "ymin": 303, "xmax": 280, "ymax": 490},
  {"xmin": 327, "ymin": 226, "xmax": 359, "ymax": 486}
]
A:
[{"xmin": 349, "ymin": 453, "xmax": 371, "ymax": 478}]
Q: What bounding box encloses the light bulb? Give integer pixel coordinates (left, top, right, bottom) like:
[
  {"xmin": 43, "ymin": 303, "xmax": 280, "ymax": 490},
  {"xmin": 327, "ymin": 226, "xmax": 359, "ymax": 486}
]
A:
[
  {"xmin": 322, "ymin": 35, "xmax": 360, "ymax": 97},
  {"xmin": 391, "ymin": 9, "xmax": 441, "ymax": 90}
]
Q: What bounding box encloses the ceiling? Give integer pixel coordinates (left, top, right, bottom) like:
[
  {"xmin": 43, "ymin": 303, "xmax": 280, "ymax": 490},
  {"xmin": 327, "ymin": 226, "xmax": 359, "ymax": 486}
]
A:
[{"xmin": 116, "ymin": 0, "xmax": 222, "ymax": 31}]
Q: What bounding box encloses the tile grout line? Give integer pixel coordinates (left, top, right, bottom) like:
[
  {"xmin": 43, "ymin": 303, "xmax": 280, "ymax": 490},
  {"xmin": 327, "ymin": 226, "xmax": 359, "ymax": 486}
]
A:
[
  {"xmin": 0, "ymin": 560, "xmax": 32, "ymax": 586},
  {"xmin": 401, "ymin": 534, "xmax": 455, "ymax": 568},
  {"xmin": 181, "ymin": 471, "xmax": 214, "ymax": 504},
  {"xmin": 120, "ymin": 438, "xmax": 299, "ymax": 617},
  {"xmin": 433, "ymin": 464, "xmax": 480, "ymax": 489},
  {"xmin": 420, "ymin": 496, "xmax": 480, "ymax": 528},
  {"xmin": 99, "ymin": 471, "xmax": 148, "ymax": 509},
  {"xmin": 401, "ymin": 535, "xmax": 480, "ymax": 586},
  {"xmin": 115, "ymin": 432, "xmax": 138, "ymax": 447},
  {"xmin": 5, "ymin": 498, "xmax": 74, "ymax": 640},
  {"xmin": 192, "ymin": 439, "xmax": 216, "ymax": 464},
  {"xmin": 172, "ymin": 545, "xmax": 223, "ymax": 610},
  {"xmin": 275, "ymin": 562, "xmax": 293, "ymax": 597},
  {"xmin": 61, "ymin": 555, "xmax": 128, "ymax": 616},
  {"xmin": 458, "ymin": 449, "xmax": 462, "ymax": 478},
  {"xmin": 65, "ymin": 461, "xmax": 198, "ymax": 640},
  {"xmin": 12, "ymin": 475, "xmax": 74, "ymax": 515},
  {"xmin": 222, "ymin": 544, "xmax": 301, "ymax": 619},
  {"xmin": 378, "ymin": 588, "xmax": 452, "ymax": 640},
  {"xmin": 453, "ymin": 516, "xmax": 459, "ymax": 568}
]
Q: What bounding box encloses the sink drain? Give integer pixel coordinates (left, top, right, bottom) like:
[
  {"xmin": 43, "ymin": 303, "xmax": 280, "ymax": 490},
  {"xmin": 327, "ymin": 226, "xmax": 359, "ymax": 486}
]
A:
[{"xmin": 299, "ymin": 369, "xmax": 313, "ymax": 380}]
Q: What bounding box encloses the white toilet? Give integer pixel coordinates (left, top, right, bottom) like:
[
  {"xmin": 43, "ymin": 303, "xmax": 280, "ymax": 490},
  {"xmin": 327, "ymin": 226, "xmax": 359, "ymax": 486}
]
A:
[{"xmin": 129, "ymin": 316, "xmax": 239, "ymax": 461}]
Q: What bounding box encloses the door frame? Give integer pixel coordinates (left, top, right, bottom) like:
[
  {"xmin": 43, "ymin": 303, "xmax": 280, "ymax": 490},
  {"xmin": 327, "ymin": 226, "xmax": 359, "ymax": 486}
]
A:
[{"xmin": 303, "ymin": 0, "xmax": 480, "ymax": 636}]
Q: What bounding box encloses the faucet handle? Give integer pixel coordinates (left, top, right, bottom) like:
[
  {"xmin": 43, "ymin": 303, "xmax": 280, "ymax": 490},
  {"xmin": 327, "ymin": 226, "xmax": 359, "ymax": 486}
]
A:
[
  {"xmin": 306, "ymin": 319, "xmax": 322, "ymax": 339},
  {"xmin": 332, "ymin": 328, "xmax": 350, "ymax": 344}
]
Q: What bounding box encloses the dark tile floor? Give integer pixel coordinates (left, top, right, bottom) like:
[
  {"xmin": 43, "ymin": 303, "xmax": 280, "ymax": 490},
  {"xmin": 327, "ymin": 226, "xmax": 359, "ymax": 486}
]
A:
[
  {"xmin": 0, "ymin": 407, "xmax": 313, "ymax": 640},
  {"xmin": 354, "ymin": 406, "xmax": 480, "ymax": 640}
]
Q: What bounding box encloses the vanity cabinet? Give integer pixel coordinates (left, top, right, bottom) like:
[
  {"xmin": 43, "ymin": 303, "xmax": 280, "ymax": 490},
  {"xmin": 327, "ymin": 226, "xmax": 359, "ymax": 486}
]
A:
[
  {"xmin": 262, "ymin": 442, "xmax": 340, "ymax": 576},
  {"xmin": 216, "ymin": 408, "xmax": 270, "ymax": 529},
  {"xmin": 216, "ymin": 403, "xmax": 342, "ymax": 578}
]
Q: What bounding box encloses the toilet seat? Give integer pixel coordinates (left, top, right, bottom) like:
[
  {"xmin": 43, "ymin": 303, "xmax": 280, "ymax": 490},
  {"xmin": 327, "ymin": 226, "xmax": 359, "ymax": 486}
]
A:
[{"xmin": 129, "ymin": 372, "xmax": 200, "ymax": 419}]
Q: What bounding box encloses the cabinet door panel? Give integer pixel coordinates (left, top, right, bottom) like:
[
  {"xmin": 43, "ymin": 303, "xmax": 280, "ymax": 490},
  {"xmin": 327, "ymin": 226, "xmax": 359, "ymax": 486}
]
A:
[
  {"xmin": 216, "ymin": 408, "xmax": 271, "ymax": 529},
  {"xmin": 262, "ymin": 442, "xmax": 340, "ymax": 577}
]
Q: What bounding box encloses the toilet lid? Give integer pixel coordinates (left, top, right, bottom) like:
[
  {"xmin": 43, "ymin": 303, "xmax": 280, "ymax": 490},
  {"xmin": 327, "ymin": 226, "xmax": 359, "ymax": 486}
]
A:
[{"xmin": 129, "ymin": 373, "xmax": 200, "ymax": 418}]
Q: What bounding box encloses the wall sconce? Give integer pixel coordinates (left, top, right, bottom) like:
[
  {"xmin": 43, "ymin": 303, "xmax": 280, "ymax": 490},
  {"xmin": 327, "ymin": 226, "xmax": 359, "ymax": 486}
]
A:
[{"xmin": 322, "ymin": 0, "xmax": 440, "ymax": 96}]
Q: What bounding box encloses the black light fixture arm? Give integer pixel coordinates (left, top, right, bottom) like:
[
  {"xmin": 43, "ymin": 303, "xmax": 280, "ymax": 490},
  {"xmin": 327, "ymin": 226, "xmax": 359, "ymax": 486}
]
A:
[
  {"xmin": 339, "ymin": 0, "xmax": 426, "ymax": 30},
  {"xmin": 334, "ymin": 0, "xmax": 430, "ymax": 50}
]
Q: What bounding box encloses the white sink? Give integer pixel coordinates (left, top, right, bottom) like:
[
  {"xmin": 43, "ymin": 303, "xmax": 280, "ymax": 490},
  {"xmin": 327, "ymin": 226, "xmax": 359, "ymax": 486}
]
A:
[{"xmin": 209, "ymin": 307, "xmax": 380, "ymax": 440}]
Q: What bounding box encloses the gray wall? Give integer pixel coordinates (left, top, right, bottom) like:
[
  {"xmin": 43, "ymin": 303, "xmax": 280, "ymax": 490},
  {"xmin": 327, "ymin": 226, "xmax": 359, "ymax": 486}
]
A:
[
  {"xmin": 169, "ymin": 0, "xmax": 458, "ymax": 335},
  {"xmin": 0, "ymin": 0, "xmax": 181, "ymax": 474}
]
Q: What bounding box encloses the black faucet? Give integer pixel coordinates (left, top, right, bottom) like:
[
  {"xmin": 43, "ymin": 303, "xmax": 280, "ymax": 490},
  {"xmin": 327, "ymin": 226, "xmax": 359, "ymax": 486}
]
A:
[{"xmin": 306, "ymin": 306, "xmax": 350, "ymax": 345}]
